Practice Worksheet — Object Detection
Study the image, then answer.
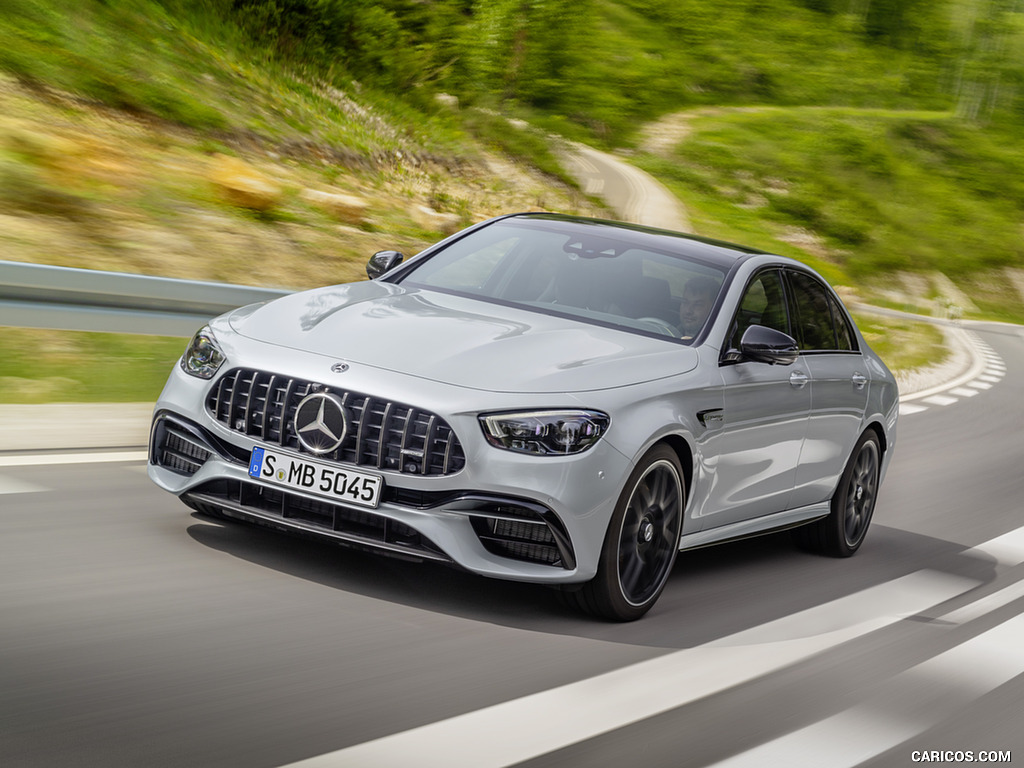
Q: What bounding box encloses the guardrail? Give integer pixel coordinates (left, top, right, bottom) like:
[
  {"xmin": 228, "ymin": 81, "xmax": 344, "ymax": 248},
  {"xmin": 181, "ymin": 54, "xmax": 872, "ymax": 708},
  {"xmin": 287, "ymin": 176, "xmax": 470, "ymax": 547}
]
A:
[{"xmin": 0, "ymin": 260, "xmax": 291, "ymax": 336}]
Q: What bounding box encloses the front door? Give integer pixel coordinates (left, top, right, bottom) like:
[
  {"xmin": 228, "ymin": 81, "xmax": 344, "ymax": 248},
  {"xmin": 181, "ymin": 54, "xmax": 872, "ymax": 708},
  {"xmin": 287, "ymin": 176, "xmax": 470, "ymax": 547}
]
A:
[{"xmin": 697, "ymin": 269, "xmax": 811, "ymax": 530}]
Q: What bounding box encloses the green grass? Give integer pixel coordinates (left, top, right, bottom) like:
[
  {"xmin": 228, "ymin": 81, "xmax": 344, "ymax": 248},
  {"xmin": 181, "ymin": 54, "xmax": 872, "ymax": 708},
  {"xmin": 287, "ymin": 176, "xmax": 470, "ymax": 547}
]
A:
[
  {"xmin": 635, "ymin": 107, "xmax": 1024, "ymax": 323},
  {"xmin": 0, "ymin": 0, "xmax": 473, "ymax": 162},
  {"xmin": 0, "ymin": 329, "xmax": 187, "ymax": 404},
  {"xmin": 852, "ymin": 312, "xmax": 947, "ymax": 373},
  {"xmin": 494, "ymin": 0, "xmax": 955, "ymax": 147}
]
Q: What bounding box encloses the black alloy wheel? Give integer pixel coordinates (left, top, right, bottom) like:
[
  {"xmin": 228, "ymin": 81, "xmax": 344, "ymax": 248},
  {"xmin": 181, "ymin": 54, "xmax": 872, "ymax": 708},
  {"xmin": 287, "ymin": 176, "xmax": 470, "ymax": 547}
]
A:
[
  {"xmin": 795, "ymin": 430, "xmax": 881, "ymax": 557},
  {"xmin": 565, "ymin": 444, "xmax": 684, "ymax": 621}
]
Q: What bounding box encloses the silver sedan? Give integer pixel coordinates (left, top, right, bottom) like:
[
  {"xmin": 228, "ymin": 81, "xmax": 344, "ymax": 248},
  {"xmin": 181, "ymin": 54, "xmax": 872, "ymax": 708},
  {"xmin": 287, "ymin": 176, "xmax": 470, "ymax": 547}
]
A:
[{"xmin": 148, "ymin": 213, "xmax": 898, "ymax": 620}]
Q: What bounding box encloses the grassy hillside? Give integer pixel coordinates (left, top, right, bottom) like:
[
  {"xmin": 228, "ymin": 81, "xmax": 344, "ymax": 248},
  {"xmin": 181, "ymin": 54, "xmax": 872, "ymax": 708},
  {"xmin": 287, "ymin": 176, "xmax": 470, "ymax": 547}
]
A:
[
  {"xmin": 0, "ymin": 0, "xmax": 1019, "ymax": 403},
  {"xmin": 634, "ymin": 107, "xmax": 1024, "ymax": 323}
]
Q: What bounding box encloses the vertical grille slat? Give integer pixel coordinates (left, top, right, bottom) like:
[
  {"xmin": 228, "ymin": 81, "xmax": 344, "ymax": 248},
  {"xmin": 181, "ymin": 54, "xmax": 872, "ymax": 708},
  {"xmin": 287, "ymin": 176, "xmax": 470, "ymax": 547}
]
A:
[
  {"xmin": 279, "ymin": 378, "xmax": 297, "ymax": 446},
  {"xmin": 205, "ymin": 368, "xmax": 465, "ymax": 476},
  {"xmin": 420, "ymin": 415, "xmax": 437, "ymax": 476},
  {"xmin": 397, "ymin": 408, "xmax": 414, "ymax": 473},
  {"xmin": 442, "ymin": 430, "xmax": 454, "ymax": 475},
  {"xmin": 227, "ymin": 369, "xmax": 244, "ymax": 429},
  {"xmin": 355, "ymin": 396, "xmax": 373, "ymax": 466},
  {"xmin": 261, "ymin": 374, "xmax": 277, "ymax": 440},
  {"xmin": 376, "ymin": 401, "xmax": 394, "ymax": 469}
]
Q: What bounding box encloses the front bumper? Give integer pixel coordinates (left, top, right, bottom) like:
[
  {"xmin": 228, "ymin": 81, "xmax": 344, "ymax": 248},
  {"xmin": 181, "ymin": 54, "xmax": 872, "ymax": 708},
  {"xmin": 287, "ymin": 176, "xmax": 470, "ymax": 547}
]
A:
[{"xmin": 148, "ymin": 361, "xmax": 633, "ymax": 584}]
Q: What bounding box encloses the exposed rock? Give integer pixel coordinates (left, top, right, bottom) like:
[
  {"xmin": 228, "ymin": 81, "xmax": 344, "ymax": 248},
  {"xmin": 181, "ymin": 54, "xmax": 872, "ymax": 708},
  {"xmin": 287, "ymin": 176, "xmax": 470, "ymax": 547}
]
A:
[
  {"xmin": 300, "ymin": 188, "xmax": 369, "ymax": 225},
  {"xmin": 410, "ymin": 204, "xmax": 461, "ymax": 235},
  {"xmin": 209, "ymin": 154, "xmax": 282, "ymax": 212},
  {"xmin": 434, "ymin": 93, "xmax": 459, "ymax": 110},
  {"xmin": 930, "ymin": 271, "xmax": 979, "ymax": 313}
]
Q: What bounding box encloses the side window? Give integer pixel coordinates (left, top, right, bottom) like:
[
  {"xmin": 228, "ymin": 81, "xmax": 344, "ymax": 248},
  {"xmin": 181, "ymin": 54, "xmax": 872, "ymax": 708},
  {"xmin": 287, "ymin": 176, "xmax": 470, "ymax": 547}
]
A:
[
  {"xmin": 828, "ymin": 294, "xmax": 857, "ymax": 351},
  {"xmin": 729, "ymin": 270, "xmax": 789, "ymax": 349},
  {"xmin": 787, "ymin": 271, "xmax": 838, "ymax": 351}
]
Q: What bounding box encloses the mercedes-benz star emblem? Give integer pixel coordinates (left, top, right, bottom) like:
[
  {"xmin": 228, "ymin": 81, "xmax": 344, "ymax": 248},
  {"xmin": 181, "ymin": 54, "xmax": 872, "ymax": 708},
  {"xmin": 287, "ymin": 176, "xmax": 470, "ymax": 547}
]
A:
[
  {"xmin": 331, "ymin": 362, "xmax": 349, "ymax": 374},
  {"xmin": 294, "ymin": 392, "xmax": 348, "ymax": 454}
]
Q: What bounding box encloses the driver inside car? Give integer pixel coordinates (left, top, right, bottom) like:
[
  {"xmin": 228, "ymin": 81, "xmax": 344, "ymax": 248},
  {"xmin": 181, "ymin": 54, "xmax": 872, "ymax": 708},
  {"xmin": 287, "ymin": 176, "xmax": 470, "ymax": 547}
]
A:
[{"xmin": 678, "ymin": 276, "xmax": 718, "ymax": 339}]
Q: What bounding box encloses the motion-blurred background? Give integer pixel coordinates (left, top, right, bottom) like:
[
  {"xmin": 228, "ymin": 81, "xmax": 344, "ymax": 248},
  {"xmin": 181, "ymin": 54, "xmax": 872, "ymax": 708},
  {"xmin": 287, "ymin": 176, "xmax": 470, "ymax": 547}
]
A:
[{"xmin": 2, "ymin": 0, "xmax": 1021, "ymax": 405}]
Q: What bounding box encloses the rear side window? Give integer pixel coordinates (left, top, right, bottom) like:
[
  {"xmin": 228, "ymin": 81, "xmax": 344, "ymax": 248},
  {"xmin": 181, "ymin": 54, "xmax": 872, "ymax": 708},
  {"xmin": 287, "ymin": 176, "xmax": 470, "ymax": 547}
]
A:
[
  {"xmin": 786, "ymin": 271, "xmax": 854, "ymax": 352},
  {"xmin": 828, "ymin": 294, "xmax": 857, "ymax": 351}
]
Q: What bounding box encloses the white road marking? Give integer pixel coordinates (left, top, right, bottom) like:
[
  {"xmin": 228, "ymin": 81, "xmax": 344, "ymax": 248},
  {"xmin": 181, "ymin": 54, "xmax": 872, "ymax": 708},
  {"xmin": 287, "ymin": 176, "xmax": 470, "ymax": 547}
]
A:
[
  {"xmin": 0, "ymin": 474, "xmax": 46, "ymax": 495},
  {"xmin": 898, "ymin": 331, "xmax": 1004, "ymax": 416},
  {"xmin": 277, "ymin": 570, "xmax": 976, "ymax": 768},
  {"xmin": 949, "ymin": 387, "xmax": 979, "ymax": 397},
  {"xmin": 899, "ymin": 403, "xmax": 928, "ymax": 416},
  {"xmin": 962, "ymin": 525, "xmax": 1024, "ymax": 567},
  {"xmin": 922, "ymin": 395, "xmax": 958, "ymax": 406},
  {"xmin": 943, "ymin": 579, "xmax": 1024, "ymax": 625},
  {"xmin": 0, "ymin": 451, "xmax": 148, "ymax": 468},
  {"xmin": 707, "ymin": 612, "xmax": 1024, "ymax": 768}
]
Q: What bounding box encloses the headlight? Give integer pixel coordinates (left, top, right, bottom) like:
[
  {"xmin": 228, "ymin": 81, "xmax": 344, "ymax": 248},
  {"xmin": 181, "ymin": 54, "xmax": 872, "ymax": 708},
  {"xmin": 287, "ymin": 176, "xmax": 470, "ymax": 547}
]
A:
[
  {"xmin": 479, "ymin": 410, "xmax": 610, "ymax": 455},
  {"xmin": 180, "ymin": 325, "xmax": 225, "ymax": 379}
]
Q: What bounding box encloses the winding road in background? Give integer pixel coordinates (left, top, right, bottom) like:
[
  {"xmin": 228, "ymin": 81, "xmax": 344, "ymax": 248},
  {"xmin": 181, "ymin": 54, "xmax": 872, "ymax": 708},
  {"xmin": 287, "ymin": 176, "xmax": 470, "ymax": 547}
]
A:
[{"xmin": 2, "ymin": 151, "xmax": 1023, "ymax": 767}]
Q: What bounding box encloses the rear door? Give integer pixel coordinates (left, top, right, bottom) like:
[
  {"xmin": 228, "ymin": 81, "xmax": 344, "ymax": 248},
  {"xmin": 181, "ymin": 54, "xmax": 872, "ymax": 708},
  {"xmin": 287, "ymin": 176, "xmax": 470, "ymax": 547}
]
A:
[{"xmin": 785, "ymin": 270, "xmax": 869, "ymax": 508}]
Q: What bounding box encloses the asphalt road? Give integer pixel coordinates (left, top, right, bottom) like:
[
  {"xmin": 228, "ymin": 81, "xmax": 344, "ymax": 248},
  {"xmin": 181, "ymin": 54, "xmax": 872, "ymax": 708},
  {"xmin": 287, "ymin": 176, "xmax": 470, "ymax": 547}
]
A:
[{"xmin": 1, "ymin": 323, "xmax": 1022, "ymax": 768}]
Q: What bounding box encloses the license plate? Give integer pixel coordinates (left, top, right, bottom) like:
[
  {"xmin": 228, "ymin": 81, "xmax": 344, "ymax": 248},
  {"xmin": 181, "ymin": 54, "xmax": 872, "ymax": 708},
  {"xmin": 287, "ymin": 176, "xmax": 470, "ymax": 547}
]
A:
[{"xmin": 248, "ymin": 446, "xmax": 383, "ymax": 509}]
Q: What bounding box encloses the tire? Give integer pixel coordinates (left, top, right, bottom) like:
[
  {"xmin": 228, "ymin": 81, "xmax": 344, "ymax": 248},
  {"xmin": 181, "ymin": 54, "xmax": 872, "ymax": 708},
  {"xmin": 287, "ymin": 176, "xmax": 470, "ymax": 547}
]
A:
[
  {"xmin": 565, "ymin": 445, "xmax": 684, "ymax": 621},
  {"xmin": 795, "ymin": 430, "xmax": 880, "ymax": 557}
]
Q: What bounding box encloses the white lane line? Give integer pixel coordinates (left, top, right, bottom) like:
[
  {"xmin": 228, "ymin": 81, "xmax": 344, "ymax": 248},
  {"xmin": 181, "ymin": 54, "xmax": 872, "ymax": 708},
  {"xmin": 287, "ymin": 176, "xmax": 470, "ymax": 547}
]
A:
[
  {"xmin": 0, "ymin": 451, "xmax": 148, "ymax": 467},
  {"xmin": 943, "ymin": 579, "xmax": 1024, "ymax": 625},
  {"xmin": 962, "ymin": 525, "xmax": 1024, "ymax": 567},
  {"xmin": 949, "ymin": 387, "xmax": 979, "ymax": 397},
  {"xmin": 899, "ymin": 403, "xmax": 928, "ymax": 416},
  {"xmin": 277, "ymin": 570, "xmax": 976, "ymax": 768},
  {"xmin": 898, "ymin": 330, "xmax": 1003, "ymax": 416},
  {"xmin": 0, "ymin": 474, "xmax": 47, "ymax": 495},
  {"xmin": 707, "ymin": 612, "xmax": 1024, "ymax": 768}
]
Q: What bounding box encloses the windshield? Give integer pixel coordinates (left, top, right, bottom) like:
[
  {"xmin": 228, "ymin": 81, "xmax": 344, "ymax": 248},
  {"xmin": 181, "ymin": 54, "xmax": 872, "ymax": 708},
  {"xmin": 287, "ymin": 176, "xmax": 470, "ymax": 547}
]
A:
[{"xmin": 396, "ymin": 218, "xmax": 728, "ymax": 342}]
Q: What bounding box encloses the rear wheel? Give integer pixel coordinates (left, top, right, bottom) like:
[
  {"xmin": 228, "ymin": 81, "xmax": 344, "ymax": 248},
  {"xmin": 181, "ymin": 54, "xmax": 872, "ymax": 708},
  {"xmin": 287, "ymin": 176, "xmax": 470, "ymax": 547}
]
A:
[
  {"xmin": 795, "ymin": 431, "xmax": 880, "ymax": 557},
  {"xmin": 565, "ymin": 445, "xmax": 684, "ymax": 621}
]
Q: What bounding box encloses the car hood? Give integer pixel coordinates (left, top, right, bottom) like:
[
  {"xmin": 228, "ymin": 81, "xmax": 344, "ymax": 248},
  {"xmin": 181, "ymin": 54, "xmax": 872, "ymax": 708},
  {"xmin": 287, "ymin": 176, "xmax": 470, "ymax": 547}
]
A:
[{"xmin": 228, "ymin": 282, "xmax": 697, "ymax": 393}]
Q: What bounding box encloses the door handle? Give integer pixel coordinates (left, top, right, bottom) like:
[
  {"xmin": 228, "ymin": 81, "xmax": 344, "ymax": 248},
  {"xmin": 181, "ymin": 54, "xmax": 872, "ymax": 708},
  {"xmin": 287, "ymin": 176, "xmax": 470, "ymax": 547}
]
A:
[
  {"xmin": 789, "ymin": 371, "xmax": 808, "ymax": 388},
  {"xmin": 852, "ymin": 372, "xmax": 867, "ymax": 390}
]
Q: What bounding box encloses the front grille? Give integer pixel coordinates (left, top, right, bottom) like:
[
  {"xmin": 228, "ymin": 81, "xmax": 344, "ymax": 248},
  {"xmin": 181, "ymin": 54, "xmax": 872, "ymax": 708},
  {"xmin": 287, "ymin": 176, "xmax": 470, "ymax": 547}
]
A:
[
  {"xmin": 184, "ymin": 479, "xmax": 451, "ymax": 563},
  {"xmin": 205, "ymin": 368, "xmax": 465, "ymax": 476}
]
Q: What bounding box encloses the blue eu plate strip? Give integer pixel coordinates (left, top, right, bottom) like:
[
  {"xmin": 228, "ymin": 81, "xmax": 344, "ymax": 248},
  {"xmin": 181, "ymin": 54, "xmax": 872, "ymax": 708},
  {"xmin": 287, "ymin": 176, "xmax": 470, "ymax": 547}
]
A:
[{"xmin": 248, "ymin": 447, "xmax": 264, "ymax": 478}]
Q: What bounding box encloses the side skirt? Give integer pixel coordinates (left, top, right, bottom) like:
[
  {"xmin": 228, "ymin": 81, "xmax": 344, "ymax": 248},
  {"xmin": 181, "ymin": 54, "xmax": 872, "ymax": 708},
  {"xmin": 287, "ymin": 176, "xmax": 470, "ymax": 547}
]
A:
[{"xmin": 679, "ymin": 503, "xmax": 830, "ymax": 552}]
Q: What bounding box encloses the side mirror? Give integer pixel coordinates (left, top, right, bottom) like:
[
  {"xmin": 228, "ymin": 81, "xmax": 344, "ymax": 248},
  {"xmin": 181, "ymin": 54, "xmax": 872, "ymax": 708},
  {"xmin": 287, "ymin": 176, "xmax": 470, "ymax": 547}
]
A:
[
  {"xmin": 735, "ymin": 325, "xmax": 799, "ymax": 365},
  {"xmin": 367, "ymin": 250, "xmax": 405, "ymax": 280}
]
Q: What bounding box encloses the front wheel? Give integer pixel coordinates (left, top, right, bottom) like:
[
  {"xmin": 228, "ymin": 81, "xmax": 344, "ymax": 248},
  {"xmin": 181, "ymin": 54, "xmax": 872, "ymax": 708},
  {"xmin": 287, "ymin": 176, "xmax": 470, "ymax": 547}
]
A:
[
  {"xmin": 795, "ymin": 431, "xmax": 881, "ymax": 557},
  {"xmin": 565, "ymin": 445, "xmax": 684, "ymax": 621}
]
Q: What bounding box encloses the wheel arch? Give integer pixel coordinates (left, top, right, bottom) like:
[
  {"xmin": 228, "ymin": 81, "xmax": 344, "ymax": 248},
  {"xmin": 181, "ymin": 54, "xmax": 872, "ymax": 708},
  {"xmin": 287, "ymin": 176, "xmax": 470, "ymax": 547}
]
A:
[
  {"xmin": 655, "ymin": 433, "xmax": 694, "ymax": 497},
  {"xmin": 864, "ymin": 419, "xmax": 887, "ymax": 456}
]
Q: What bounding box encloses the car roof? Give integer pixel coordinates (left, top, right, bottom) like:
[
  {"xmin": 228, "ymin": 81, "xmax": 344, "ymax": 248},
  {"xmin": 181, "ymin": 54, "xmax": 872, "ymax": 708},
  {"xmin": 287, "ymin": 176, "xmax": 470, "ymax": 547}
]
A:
[{"xmin": 505, "ymin": 212, "xmax": 769, "ymax": 268}]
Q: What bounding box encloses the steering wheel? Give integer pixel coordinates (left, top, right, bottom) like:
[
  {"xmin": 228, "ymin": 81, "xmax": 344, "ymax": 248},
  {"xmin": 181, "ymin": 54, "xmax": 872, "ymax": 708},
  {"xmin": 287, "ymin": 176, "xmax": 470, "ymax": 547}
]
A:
[{"xmin": 636, "ymin": 317, "xmax": 680, "ymax": 337}]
